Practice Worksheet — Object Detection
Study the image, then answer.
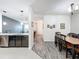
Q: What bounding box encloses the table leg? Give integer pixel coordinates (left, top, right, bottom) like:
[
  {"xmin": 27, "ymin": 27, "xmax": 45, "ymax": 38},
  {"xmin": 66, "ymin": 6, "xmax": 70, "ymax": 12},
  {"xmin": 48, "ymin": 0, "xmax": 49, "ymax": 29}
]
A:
[
  {"xmin": 59, "ymin": 39, "xmax": 62, "ymax": 52},
  {"xmin": 72, "ymin": 45, "xmax": 75, "ymax": 59},
  {"xmin": 55, "ymin": 36, "xmax": 57, "ymax": 47}
]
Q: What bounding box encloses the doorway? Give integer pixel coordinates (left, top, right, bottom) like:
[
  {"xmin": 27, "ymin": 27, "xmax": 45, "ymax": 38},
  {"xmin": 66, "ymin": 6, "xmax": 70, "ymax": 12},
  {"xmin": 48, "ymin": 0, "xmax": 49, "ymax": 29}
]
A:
[{"xmin": 33, "ymin": 19, "xmax": 43, "ymax": 39}]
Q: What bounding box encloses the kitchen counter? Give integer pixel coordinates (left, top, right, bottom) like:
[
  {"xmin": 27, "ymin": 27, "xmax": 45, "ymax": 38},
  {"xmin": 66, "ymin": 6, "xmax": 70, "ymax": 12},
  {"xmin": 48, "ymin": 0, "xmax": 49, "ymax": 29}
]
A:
[
  {"xmin": 0, "ymin": 33, "xmax": 29, "ymax": 47},
  {"xmin": 0, "ymin": 33, "xmax": 29, "ymax": 36}
]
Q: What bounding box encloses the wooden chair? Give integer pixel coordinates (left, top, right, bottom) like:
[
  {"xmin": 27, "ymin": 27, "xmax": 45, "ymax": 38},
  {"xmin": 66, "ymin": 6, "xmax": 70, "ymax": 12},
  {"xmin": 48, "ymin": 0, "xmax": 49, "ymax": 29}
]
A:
[
  {"xmin": 74, "ymin": 35, "xmax": 79, "ymax": 59},
  {"xmin": 55, "ymin": 32, "xmax": 61, "ymax": 47},
  {"xmin": 74, "ymin": 47, "xmax": 79, "ymax": 59},
  {"xmin": 58, "ymin": 36, "xmax": 62, "ymax": 52},
  {"xmin": 58, "ymin": 34, "xmax": 66, "ymax": 52},
  {"xmin": 66, "ymin": 42, "xmax": 73, "ymax": 58},
  {"xmin": 60, "ymin": 34, "xmax": 66, "ymax": 50}
]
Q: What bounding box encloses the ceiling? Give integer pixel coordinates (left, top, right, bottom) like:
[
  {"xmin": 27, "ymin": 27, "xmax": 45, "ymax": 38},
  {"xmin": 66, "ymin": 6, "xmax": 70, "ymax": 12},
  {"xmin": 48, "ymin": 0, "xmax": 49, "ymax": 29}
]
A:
[
  {"xmin": 0, "ymin": 0, "xmax": 78, "ymax": 21},
  {"xmin": 0, "ymin": 0, "xmax": 35, "ymax": 22},
  {"xmin": 32, "ymin": 0, "xmax": 75, "ymax": 15}
]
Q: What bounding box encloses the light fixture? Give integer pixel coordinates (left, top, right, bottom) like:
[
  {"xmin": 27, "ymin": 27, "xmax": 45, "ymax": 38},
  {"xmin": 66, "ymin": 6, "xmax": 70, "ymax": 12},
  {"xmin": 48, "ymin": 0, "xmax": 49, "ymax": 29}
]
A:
[
  {"xmin": 3, "ymin": 22, "xmax": 7, "ymax": 25},
  {"xmin": 20, "ymin": 10, "xmax": 25, "ymax": 21},
  {"xmin": 69, "ymin": 3, "xmax": 79, "ymax": 15}
]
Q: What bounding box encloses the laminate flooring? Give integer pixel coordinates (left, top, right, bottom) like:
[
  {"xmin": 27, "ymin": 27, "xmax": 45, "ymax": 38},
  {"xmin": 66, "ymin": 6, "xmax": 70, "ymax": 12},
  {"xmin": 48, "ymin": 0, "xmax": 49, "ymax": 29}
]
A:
[{"xmin": 32, "ymin": 35, "xmax": 72, "ymax": 59}]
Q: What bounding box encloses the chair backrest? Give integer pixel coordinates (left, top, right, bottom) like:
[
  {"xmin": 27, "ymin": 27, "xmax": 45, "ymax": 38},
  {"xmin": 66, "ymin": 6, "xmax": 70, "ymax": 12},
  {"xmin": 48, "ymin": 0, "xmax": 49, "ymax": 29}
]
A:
[
  {"xmin": 55, "ymin": 32, "xmax": 61, "ymax": 36},
  {"xmin": 67, "ymin": 33, "xmax": 78, "ymax": 38},
  {"xmin": 77, "ymin": 34, "xmax": 79, "ymax": 39}
]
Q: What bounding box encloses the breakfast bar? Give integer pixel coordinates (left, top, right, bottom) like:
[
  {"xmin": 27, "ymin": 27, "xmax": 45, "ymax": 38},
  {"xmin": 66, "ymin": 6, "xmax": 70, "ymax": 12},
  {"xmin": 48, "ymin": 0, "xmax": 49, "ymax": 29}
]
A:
[{"xmin": 0, "ymin": 33, "xmax": 29, "ymax": 47}]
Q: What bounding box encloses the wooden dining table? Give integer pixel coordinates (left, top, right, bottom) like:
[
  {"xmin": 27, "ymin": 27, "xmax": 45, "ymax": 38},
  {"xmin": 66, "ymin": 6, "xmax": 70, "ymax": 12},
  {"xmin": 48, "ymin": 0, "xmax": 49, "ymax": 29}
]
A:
[{"xmin": 65, "ymin": 36, "xmax": 79, "ymax": 59}]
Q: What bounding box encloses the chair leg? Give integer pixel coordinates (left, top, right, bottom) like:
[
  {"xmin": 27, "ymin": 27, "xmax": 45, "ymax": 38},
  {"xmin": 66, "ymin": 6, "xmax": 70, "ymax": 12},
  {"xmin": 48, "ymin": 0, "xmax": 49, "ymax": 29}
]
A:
[
  {"xmin": 66, "ymin": 49, "xmax": 68, "ymax": 58},
  {"xmin": 55, "ymin": 37, "xmax": 57, "ymax": 47},
  {"xmin": 77, "ymin": 53, "xmax": 79, "ymax": 59},
  {"xmin": 59, "ymin": 43, "xmax": 62, "ymax": 52}
]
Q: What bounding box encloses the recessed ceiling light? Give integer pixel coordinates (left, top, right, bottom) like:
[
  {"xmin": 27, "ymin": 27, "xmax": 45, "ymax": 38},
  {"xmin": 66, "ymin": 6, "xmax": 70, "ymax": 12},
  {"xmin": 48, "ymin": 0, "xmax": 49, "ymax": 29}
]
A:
[
  {"xmin": 3, "ymin": 10, "xmax": 7, "ymax": 13},
  {"xmin": 20, "ymin": 10, "xmax": 24, "ymax": 13}
]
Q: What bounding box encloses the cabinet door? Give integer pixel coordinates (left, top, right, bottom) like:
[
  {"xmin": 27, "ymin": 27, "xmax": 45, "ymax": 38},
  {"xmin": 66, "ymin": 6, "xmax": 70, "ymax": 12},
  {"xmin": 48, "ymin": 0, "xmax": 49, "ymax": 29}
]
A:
[
  {"xmin": 8, "ymin": 36, "xmax": 16, "ymax": 47},
  {"xmin": 22, "ymin": 36, "xmax": 28, "ymax": 47},
  {"xmin": 8, "ymin": 36, "xmax": 28, "ymax": 47},
  {"xmin": 16, "ymin": 36, "xmax": 21, "ymax": 47}
]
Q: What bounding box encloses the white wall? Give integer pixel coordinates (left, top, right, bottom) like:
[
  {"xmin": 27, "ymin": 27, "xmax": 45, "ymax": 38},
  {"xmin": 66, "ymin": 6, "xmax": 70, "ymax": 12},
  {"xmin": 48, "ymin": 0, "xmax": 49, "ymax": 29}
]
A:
[
  {"xmin": 71, "ymin": 14, "xmax": 79, "ymax": 34},
  {"xmin": 44, "ymin": 15, "xmax": 71, "ymax": 41},
  {"xmin": 28, "ymin": 7, "xmax": 34, "ymax": 49},
  {"xmin": 0, "ymin": 13, "xmax": 2, "ymax": 33}
]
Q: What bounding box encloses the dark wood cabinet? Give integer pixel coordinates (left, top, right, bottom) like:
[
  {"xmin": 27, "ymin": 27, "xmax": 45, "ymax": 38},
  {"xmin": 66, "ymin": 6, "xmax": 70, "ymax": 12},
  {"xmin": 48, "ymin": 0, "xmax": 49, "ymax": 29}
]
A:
[{"xmin": 8, "ymin": 35, "xmax": 28, "ymax": 47}]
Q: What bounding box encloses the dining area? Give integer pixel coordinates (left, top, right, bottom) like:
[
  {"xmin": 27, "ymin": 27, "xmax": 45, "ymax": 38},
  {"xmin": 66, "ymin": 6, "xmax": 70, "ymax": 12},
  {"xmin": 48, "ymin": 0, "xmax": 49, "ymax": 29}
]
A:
[{"xmin": 55, "ymin": 32, "xmax": 79, "ymax": 59}]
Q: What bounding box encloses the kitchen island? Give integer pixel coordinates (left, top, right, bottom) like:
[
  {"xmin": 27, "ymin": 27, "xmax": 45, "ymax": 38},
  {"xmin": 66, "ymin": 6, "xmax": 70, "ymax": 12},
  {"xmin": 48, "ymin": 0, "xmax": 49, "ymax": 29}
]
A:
[{"xmin": 0, "ymin": 33, "xmax": 29, "ymax": 48}]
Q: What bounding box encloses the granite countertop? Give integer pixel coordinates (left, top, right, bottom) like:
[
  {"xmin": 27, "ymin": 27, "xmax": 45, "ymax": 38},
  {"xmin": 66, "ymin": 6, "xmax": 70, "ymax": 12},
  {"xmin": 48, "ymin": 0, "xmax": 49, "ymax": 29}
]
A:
[{"xmin": 0, "ymin": 33, "xmax": 29, "ymax": 35}]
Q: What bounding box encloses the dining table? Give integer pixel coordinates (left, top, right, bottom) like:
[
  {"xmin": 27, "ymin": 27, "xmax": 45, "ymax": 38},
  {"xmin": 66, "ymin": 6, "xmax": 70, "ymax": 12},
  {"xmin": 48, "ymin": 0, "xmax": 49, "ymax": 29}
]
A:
[{"xmin": 65, "ymin": 36, "xmax": 79, "ymax": 59}]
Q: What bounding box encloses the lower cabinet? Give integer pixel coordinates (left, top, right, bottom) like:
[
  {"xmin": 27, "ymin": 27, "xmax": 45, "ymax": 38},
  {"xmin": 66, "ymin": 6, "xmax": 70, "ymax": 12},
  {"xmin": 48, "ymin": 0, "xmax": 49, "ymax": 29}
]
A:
[{"xmin": 8, "ymin": 35, "xmax": 28, "ymax": 47}]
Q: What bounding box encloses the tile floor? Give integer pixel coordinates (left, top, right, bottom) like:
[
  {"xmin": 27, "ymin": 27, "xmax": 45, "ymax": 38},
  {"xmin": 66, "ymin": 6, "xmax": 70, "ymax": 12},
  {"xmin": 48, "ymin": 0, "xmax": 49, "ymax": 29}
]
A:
[{"xmin": 0, "ymin": 48, "xmax": 41, "ymax": 59}]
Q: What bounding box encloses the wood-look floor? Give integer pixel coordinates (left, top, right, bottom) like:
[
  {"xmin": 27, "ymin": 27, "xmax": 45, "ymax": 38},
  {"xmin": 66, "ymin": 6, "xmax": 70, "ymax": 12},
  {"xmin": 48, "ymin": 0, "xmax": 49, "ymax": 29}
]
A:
[{"xmin": 32, "ymin": 35, "xmax": 71, "ymax": 59}]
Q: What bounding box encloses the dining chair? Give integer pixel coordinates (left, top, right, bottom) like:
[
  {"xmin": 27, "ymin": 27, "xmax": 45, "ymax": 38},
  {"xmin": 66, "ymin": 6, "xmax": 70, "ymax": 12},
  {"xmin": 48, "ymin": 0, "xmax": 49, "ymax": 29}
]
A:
[
  {"xmin": 57, "ymin": 34, "xmax": 66, "ymax": 52},
  {"xmin": 55, "ymin": 32, "xmax": 61, "ymax": 47},
  {"xmin": 66, "ymin": 41, "xmax": 73, "ymax": 58}
]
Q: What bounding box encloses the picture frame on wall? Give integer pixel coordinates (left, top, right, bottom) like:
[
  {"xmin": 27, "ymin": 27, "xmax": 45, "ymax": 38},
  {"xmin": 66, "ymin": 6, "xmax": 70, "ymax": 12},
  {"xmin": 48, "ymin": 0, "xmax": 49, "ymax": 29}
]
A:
[
  {"xmin": 47, "ymin": 25, "xmax": 50, "ymax": 28},
  {"xmin": 53, "ymin": 25, "xmax": 55, "ymax": 28},
  {"xmin": 47, "ymin": 24, "xmax": 56, "ymax": 29},
  {"xmin": 60, "ymin": 23, "xmax": 65, "ymax": 29},
  {"xmin": 47, "ymin": 24, "xmax": 52, "ymax": 29},
  {"xmin": 50, "ymin": 26, "xmax": 52, "ymax": 29}
]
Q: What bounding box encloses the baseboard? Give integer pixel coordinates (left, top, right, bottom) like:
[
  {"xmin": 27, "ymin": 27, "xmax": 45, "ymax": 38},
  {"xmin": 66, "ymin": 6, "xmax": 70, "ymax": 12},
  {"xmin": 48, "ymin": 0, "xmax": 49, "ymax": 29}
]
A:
[{"xmin": 44, "ymin": 41, "xmax": 54, "ymax": 42}]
